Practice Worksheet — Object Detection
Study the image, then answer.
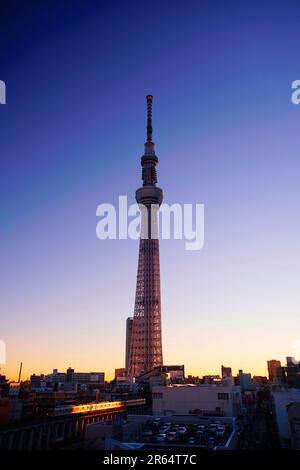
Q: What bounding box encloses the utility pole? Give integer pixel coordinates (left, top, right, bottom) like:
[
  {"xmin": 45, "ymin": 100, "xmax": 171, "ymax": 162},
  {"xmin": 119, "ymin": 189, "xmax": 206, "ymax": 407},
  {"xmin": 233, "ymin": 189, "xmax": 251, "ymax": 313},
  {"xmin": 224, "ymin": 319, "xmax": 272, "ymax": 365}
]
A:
[{"xmin": 18, "ymin": 362, "xmax": 23, "ymax": 382}]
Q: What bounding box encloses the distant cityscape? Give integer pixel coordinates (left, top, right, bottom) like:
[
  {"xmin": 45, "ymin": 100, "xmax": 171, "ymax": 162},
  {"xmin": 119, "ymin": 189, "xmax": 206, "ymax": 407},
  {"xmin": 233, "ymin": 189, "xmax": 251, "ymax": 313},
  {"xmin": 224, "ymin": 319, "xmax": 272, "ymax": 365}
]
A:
[{"xmin": 1, "ymin": 357, "xmax": 300, "ymax": 450}]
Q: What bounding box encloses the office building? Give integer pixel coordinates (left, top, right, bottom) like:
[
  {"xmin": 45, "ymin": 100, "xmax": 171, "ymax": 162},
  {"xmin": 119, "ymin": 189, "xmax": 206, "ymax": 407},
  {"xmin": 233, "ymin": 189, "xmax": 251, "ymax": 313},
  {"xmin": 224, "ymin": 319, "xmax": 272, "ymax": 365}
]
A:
[{"xmin": 267, "ymin": 359, "xmax": 281, "ymax": 382}]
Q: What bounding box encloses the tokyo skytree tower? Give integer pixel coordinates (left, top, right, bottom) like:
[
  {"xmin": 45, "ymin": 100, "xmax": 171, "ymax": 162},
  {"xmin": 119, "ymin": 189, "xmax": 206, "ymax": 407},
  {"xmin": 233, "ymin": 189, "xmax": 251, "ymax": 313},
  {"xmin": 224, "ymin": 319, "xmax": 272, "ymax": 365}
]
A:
[{"xmin": 128, "ymin": 95, "xmax": 164, "ymax": 377}]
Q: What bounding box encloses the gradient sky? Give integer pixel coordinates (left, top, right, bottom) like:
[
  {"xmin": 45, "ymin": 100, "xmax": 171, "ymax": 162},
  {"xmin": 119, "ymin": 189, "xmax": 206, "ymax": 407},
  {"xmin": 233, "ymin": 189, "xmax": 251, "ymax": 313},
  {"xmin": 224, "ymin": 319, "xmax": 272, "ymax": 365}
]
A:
[{"xmin": 1, "ymin": 0, "xmax": 300, "ymax": 381}]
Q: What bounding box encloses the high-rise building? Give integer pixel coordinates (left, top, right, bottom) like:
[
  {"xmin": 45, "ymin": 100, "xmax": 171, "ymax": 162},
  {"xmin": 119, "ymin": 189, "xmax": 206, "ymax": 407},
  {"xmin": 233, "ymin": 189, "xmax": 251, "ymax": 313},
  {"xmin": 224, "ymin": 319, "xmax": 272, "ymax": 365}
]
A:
[
  {"xmin": 267, "ymin": 359, "xmax": 281, "ymax": 382},
  {"xmin": 271, "ymin": 358, "xmax": 300, "ymax": 388},
  {"xmin": 221, "ymin": 365, "xmax": 232, "ymax": 378},
  {"xmin": 128, "ymin": 96, "xmax": 164, "ymax": 377}
]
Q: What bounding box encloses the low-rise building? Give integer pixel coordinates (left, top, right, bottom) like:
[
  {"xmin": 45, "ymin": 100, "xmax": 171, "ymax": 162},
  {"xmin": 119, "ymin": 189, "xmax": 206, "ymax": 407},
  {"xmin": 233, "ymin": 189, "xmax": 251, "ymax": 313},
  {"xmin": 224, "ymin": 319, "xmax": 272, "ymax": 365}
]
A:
[
  {"xmin": 287, "ymin": 401, "xmax": 300, "ymax": 450},
  {"xmin": 40, "ymin": 368, "xmax": 105, "ymax": 391},
  {"xmin": 238, "ymin": 370, "xmax": 253, "ymax": 392},
  {"xmin": 0, "ymin": 398, "xmax": 22, "ymax": 425},
  {"xmin": 272, "ymin": 386, "xmax": 300, "ymax": 448},
  {"xmin": 8, "ymin": 382, "xmax": 20, "ymax": 397},
  {"xmin": 152, "ymin": 383, "xmax": 242, "ymax": 417}
]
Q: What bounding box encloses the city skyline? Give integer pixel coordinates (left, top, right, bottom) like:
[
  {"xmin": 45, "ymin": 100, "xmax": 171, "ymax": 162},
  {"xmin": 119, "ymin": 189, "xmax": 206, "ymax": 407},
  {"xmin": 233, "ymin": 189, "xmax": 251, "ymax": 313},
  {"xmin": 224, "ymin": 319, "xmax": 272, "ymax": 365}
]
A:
[{"xmin": 2, "ymin": 0, "xmax": 300, "ymax": 382}]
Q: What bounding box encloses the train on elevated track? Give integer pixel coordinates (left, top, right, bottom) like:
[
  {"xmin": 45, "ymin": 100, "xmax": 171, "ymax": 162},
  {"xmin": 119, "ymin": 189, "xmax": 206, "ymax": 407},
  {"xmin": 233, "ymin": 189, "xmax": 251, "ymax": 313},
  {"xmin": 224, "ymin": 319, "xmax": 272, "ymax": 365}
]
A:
[{"xmin": 47, "ymin": 398, "xmax": 146, "ymax": 417}]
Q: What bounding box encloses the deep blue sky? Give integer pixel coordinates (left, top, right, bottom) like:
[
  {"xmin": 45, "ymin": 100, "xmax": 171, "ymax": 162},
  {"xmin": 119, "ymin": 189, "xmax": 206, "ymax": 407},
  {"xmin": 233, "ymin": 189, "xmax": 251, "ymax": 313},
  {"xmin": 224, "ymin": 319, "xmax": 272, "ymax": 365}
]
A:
[{"xmin": 1, "ymin": 0, "xmax": 300, "ymax": 379}]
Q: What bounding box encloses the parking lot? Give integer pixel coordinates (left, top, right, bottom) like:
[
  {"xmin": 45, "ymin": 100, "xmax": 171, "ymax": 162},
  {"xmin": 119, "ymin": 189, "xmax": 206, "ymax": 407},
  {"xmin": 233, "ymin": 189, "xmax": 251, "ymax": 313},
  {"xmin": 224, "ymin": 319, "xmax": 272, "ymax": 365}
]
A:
[{"xmin": 139, "ymin": 418, "xmax": 231, "ymax": 449}]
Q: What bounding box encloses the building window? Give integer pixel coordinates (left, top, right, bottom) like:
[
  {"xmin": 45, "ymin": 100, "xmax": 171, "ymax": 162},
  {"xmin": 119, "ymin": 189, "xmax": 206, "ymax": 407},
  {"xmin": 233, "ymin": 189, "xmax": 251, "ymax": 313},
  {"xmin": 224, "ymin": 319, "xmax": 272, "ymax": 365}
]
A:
[{"xmin": 218, "ymin": 392, "xmax": 229, "ymax": 400}]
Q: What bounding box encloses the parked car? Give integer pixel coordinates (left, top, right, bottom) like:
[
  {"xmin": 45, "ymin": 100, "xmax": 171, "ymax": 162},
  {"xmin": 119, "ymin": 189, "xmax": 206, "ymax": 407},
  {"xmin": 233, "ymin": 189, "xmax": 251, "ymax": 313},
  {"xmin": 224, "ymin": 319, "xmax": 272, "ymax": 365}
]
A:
[
  {"xmin": 159, "ymin": 426, "xmax": 168, "ymax": 433},
  {"xmin": 142, "ymin": 430, "xmax": 153, "ymax": 437},
  {"xmin": 177, "ymin": 426, "xmax": 187, "ymax": 435},
  {"xmin": 166, "ymin": 433, "xmax": 176, "ymax": 442},
  {"xmin": 216, "ymin": 426, "xmax": 225, "ymax": 437},
  {"xmin": 208, "ymin": 437, "xmax": 215, "ymax": 449},
  {"xmin": 209, "ymin": 423, "xmax": 217, "ymax": 433},
  {"xmin": 197, "ymin": 424, "xmax": 205, "ymax": 434}
]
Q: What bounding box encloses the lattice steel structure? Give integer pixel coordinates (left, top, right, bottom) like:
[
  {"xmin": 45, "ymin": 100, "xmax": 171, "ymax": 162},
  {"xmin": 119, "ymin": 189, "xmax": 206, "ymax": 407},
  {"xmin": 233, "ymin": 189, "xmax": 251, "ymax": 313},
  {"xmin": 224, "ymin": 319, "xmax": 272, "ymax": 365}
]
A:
[{"xmin": 128, "ymin": 95, "xmax": 164, "ymax": 377}]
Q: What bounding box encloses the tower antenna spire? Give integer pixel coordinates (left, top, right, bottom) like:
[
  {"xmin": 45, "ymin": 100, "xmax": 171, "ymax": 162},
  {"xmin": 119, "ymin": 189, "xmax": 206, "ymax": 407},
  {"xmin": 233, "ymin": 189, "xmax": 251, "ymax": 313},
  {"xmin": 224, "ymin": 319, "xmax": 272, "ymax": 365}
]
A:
[{"xmin": 146, "ymin": 95, "xmax": 153, "ymax": 142}]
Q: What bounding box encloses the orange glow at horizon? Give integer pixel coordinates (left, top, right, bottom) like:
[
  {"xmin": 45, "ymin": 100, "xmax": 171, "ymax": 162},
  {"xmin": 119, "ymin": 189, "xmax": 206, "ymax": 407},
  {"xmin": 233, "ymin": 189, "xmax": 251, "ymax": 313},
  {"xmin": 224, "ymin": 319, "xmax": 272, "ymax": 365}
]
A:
[{"xmin": 1, "ymin": 332, "xmax": 287, "ymax": 383}]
